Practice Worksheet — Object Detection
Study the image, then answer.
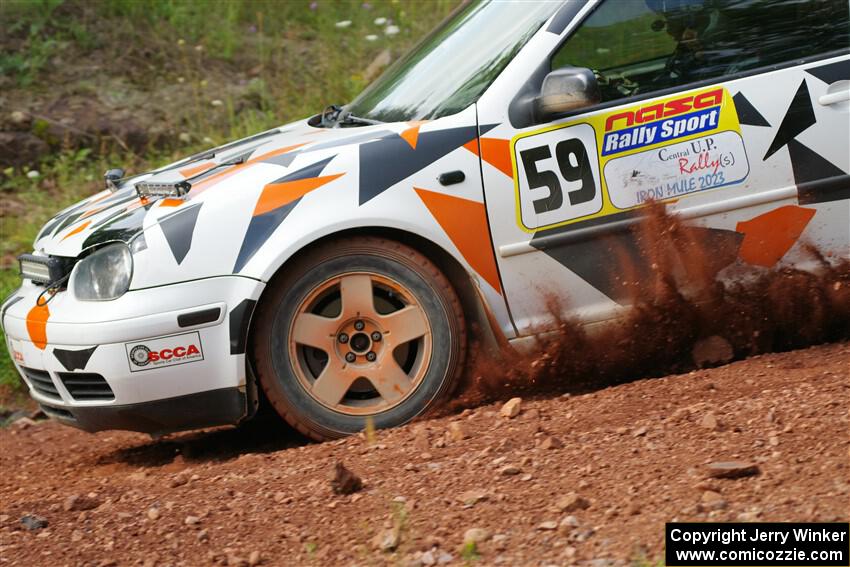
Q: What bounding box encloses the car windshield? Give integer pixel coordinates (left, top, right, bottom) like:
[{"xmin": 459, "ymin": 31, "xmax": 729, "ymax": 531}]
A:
[{"xmin": 345, "ymin": 0, "xmax": 562, "ymax": 123}]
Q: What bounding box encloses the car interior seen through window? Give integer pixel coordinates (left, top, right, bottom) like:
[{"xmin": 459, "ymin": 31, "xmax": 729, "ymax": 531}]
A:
[{"xmin": 552, "ymin": 0, "xmax": 850, "ymax": 103}]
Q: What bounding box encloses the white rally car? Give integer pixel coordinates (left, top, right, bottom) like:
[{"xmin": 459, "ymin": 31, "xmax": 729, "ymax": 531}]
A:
[{"xmin": 3, "ymin": 0, "xmax": 848, "ymax": 440}]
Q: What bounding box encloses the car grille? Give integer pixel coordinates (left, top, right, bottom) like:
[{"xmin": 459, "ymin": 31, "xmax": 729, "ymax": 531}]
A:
[
  {"xmin": 57, "ymin": 372, "xmax": 114, "ymax": 401},
  {"xmin": 21, "ymin": 367, "xmax": 61, "ymax": 400}
]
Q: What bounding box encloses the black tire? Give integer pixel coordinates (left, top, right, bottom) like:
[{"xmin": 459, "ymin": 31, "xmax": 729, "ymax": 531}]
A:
[{"xmin": 251, "ymin": 236, "xmax": 466, "ymax": 440}]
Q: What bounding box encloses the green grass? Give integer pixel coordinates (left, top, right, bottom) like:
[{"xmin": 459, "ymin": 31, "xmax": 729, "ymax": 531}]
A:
[
  {"xmin": 0, "ymin": 269, "xmax": 22, "ymax": 393},
  {"xmin": 460, "ymin": 541, "xmax": 480, "ymax": 563},
  {"xmin": 1, "ymin": 0, "xmax": 456, "ymax": 144}
]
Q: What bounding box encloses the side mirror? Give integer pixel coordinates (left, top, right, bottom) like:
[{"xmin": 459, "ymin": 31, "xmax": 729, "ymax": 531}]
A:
[
  {"xmin": 104, "ymin": 168, "xmax": 125, "ymax": 192},
  {"xmin": 537, "ymin": 66, "xmax": 601, "ymax": 118}
]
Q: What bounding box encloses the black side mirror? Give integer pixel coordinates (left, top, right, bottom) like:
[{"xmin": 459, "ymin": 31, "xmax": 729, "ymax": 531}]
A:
[
  {"xmin": 537, "ymin": 66, "xmax": 601, "ymax": 119},
  {"xmin": 104, "ymin": 168, "xmax": 125, "ymax": 192}
]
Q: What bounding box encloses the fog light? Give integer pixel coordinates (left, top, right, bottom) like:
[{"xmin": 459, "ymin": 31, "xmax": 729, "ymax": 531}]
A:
[{"xmin": 18, "ymin": 254, "xmax": 72, "ymax": 286}]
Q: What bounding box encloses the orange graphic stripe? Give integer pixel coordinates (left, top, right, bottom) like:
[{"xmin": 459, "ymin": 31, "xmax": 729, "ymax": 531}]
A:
[
  {"xmin": 400, "ymin": 125, "xmax": 421, "ymax": 150},
  {"xmin": 80, "ymin": 206, "xmax": 108, "ymax": 219},
  {"xmin": 480, "ymin": 138, "xmax": 513, "ymax": 177},
  {"xmin": 73, "ymin": 190, "xmax": 113, "ymax": 218},
  {"xmin": 188, "ymin": 166, "xmax": 246, "ymax": 193},
  {"xmin": 189, "ymin": 143, "xmax": 307, "ymax": 195},
  {"xmin": 400, "ymin": 121, "xmax": 427, "ymax": 150},
  {"xmin": 736, "ymin": 205, "xmax": 816, "ymax": 267},
  {"xmin": 159, "ymin": 198, "xmax": 185, "ymax": 207},
  {"xmin": 179, "ymin": 161, "xmax": 216, "ymax": 178},
  {"xmin": 248, "ymin": 143, "xmax": 307, "ymax": 165},
  {"xmin": 414, "ymin": 187, "xmax": 502, "ymax": 294},
  {"xmin": 26, "ymin": 302, "xmax": 50, "ymax": 350},
  {"xmin": 253, "ymin": 174, "xmax": 344, "ymax": 217},
  {"xmin": 128, "ymin": 199, "xmax": 148, "ymax": 211},
  {"xmin": 463, "ymin": 137, "xmax": 513, "ymax": 178},
  {"xmin": 88, "ymin": 190, "xmax": 112, "ymax": 205},
  {"xmin": 61, "ymin": 220, "xmax": 92, "ymax": 241}
]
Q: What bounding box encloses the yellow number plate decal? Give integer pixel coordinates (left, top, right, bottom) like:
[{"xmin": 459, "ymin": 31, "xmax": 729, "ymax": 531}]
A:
[{"xmin": 511, "ymin": 87, "xmax": 747, "ymax": 233}]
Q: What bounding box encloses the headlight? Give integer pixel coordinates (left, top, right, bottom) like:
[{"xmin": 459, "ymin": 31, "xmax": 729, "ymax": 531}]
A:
[{"xmin": 70, "ymin": 243, "xmax": 133, "ymax": 301}]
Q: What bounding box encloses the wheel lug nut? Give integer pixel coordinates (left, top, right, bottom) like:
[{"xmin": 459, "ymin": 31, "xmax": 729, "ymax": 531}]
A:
[
  {"xmin": 366, "ymin": 351, "xmax": 377, "ymax": 362},
  {"xmin": 354, "ymin": 320, "xmax": 365, "ymax": 331},
  {"xmin": 345, "ymin": 352, "xmax": 356, "ymax": 363},
  {"xmin": 338, "ymin": 333, "xmax": 349, "ymax": 344},
  {"xmin": 371, "ymin": 331, "xmax": 382, "ymax": 342}
]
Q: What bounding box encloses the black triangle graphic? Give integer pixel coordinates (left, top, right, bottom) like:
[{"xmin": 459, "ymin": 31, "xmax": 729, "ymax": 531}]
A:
[
  {"xmin": 358, "ymin": 125, "xmax": 484, "ymax": 206},
  {"xmin": 160, "ymin": 203, "xmax": 203, "ymax": 265},
  {"xmin": 732, "ymin": 92, "xmax": 770, "ymax": 127},
  {"xmin": 788, "ymin": 139, "xmax": 850, "ymax": 205},
  {"xmin": 233, "ymin": 199, "xmax": 301, "ymax": 273},
  {"xmin": 805, "ymin": 59, "xmax": 850, "ymax": 84},
  {"xmin": 270, "ymin": 156, "xmax": 335, "ymax": 184},
  {"xmin": 763, "ymin": 79, "xmax": 816, "ymax": 161},
  {"xmin": 53, "ymin": 346, "xmax": 98, "ymax": 371},
  {"xmin": 530, "ymin": 226, "xmax": 742, "ymax": 304}
]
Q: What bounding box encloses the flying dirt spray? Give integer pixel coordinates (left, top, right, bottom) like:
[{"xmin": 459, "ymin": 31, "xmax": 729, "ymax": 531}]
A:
[{"xmin": 454, "ymin": 203, "xmax": 850, "ymax": 409}]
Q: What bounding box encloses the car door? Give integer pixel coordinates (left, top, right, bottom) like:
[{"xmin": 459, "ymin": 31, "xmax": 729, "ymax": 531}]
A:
[{"xmin": 475, "ymin": 0, "xmax": 850, "ymax": 335}]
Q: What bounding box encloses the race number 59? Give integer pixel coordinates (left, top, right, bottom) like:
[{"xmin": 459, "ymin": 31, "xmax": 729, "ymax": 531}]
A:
[{"xmin": 513, "ymin": 123, "xmax": 603, "ymax": 231}]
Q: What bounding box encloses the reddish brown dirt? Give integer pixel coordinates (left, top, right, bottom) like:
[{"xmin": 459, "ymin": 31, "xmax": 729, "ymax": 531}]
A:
[
  {"xmin": 1, "ymin": 342, "xmax": 848, "ymax": 566},
  {"xmin": 457, "ymin": 204, "xmax": 850, "ymax": 410}
]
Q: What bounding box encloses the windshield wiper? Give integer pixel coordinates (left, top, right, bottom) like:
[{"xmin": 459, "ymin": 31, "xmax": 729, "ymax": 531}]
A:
[
  {"xmin": 321, "ymin": 104, "xmax": 383, "ymax": 127},
  {"xmin": 339, "ymin": 112, "xmax": 383, "ymax": 126}
]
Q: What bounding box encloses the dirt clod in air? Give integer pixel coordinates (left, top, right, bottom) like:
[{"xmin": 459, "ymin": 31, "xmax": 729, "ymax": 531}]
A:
[
  {"xmin": 691, "ymin": 335, "xmax": 734, "ymax": 368},
  {"xmin": 330, "ymin": 461, "xmax": 362, "ymax": 495},
  {"xmin": 458, "ymin": 203, "xmax": 850, "ymax": 408}
]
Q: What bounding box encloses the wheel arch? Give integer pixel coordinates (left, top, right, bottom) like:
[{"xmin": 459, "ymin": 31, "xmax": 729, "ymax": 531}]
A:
[{"xmin": 245, "ymin": 226, "xmax": 507, "ymax": 370}]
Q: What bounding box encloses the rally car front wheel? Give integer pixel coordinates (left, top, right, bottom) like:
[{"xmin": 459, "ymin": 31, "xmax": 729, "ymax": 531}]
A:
[{"xmin": 252, "ymin": 236, "xmax": 466, "ymax": 440}]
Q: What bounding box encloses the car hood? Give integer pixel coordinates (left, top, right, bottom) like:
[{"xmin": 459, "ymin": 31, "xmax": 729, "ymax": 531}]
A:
[{"xmin": 32, "ymin": 118, "xmax": 394, "ymax": 258}]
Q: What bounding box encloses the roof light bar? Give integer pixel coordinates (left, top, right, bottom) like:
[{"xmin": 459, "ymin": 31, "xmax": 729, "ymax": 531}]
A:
[{"xmin": 135, "ymin": 180, "xmax": 191, "ymax": 199}]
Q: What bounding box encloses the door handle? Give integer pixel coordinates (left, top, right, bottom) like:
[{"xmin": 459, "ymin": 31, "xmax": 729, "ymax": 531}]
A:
[
  {"xmin": 818, "ymin": 80, "xmax": 850, "ymax": 106},
  {"xmin": 819, "ymin": 90, "xmax": 850, "ymax": 106}
]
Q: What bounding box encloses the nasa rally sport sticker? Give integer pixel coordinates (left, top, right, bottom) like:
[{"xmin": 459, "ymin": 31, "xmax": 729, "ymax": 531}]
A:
[
  {"xmin": 125, "ymin": 331, "xmax": 204, "ymax": 372},
  {"xmin": 511, "ymin": 86, "xmax": 750, "ymax": 233}
]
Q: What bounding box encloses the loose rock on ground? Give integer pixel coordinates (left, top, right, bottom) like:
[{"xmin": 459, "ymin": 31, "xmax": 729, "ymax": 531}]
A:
[{"xmin": 0, "ymin": 342, "xmax": 847, "ymax": 565}]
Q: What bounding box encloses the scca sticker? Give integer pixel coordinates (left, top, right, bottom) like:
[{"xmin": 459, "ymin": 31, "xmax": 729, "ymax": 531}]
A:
[
  {"xmin": 511, "ymin": 86, "xmax": 748, "ymax": 233},
  {"xmin": 9, "ymin": 339, "xmax": 24, "ymax": 365},
  {"xmin": 125, "ymin": 331, "xmax": 204, "ymax": 372}
]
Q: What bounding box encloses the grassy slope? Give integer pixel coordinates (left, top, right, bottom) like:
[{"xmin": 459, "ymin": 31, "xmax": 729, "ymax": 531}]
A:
[{"xmin": 0, "ymin": 0, "xmax": 457, "ymax": 394}]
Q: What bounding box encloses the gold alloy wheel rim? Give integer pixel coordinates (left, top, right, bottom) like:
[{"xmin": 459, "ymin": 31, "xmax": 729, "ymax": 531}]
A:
[{"xmin": 288, "ymin": 272, "xmax": 433, "ymax": 416}]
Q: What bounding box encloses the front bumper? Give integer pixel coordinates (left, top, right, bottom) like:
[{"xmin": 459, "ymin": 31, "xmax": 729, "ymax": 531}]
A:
[
  {"xmin": 38, "ymin": 387, "xmax": 247, "ymax": 434},
  {"xmin": 1, "ymin": 276, "xmax": 263, "ymax": 434}
]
